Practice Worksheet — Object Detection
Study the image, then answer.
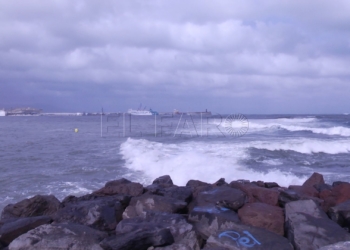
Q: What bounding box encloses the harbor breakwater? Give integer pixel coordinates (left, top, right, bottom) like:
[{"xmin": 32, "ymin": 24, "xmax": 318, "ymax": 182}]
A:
[{"xmin": 1, "ymin": 173, "xmax": 350, "ymax": 249}]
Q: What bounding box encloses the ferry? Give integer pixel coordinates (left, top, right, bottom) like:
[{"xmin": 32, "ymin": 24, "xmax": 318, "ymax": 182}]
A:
[
  {"xmin": 127, "ymin": 108, "xmax": 159, "ymax": 116},
  {"xmin": 127, "ymin": 109, "xmax": 152, "ymax": 115}
]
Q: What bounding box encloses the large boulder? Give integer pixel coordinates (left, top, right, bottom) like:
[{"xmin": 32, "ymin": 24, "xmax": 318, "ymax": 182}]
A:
[
  {"xmin": 320, "ymin": 183, "xmax": 350, "ymax": 211},
  {"xmin": 54, "ymin": 196, "xmax": 124, "ymax": 231},
  {"xmin": 212, "ymin": 178, "xmax": 229, "ymax": 187},
  {"xmin": 287, "ymin": 172, "xmax": 325, "ymax": 199},
  {"xmin": 193, "ymin": 186, "xmax": 246, "ymax": 212},
  {"xmin": 100, "ymin": 228, "xmax": 174, "ymax": 250},
  {"xmin": 1, "ymin": 195, "xmax": 61, "ymax": 220},
  {"xmin": 303, "ymin": 172, "xmax": 325, "ymax": 188},
  {"xmin": 117, "ymin": 212, "xmax": 199, "ymax": 249},
  {"xmin": 230, "ymin": 182, "xmax": 279, "ymax": 206},
  {"xmin": 122, "ymin": 194, "xmax": 187, "ymax": 219},
  {"xmin": 8, "ymin": 223, "xmax": 107, "ymax": 250},
  {"xmin": 145, "ymin": 185, "xmax": 193, "ymax": 203},
  {"xmin": 93, "ymin": 178, "xmax": 144, "ymax": 196},
  {"xmin": 238, "ymin": 202, "xmax": 284, "ymax": 236},
  {"xmin": 186, "ymin": 180, "xmax": 212, "ymax": 199},
  {"xmin": 285, "ymin": 199, "xmax": 350, "ymax": 250},
  {"xmin": 62, "ymin": 193, "xmax": 131, "ymax": 209},
  {"xmin": 288, "ymin": 185, "xmax": 318, "ymax": 198},
  {"xmin": 188, "ymin": 205, "xmax": 240, "ymax": 240},
  {"xmin": 278, "ymin": 189, "xmax": 301, "ymax": 207},
  {"xmin": 328, "ymin": 200, "xmax": 350, "ymax": 230},
  {"xmin": 0, "ymin": 216, "xmax": 52, "ymax": 246},
  {"xmin": 265, "ymin": 182, "xmax": 280, "ymax": 188},
  {"xmin": 205, "ymin": 225, "xmax": 293, "ymax": 250},
  {"xmin": 152, "ymin": 175, "xmax": 174, "ymax": 188}
]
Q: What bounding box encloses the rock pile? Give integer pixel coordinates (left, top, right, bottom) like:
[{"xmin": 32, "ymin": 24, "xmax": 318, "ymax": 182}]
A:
[{"xmin": 1, "ymin": 173, "xmax": 350, "ymax": 249}]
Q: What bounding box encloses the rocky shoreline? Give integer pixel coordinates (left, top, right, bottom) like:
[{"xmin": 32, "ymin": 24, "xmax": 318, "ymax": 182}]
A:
[{"xmin": 1, "ymin": 173, "xmax": 350, "ymax": 249}]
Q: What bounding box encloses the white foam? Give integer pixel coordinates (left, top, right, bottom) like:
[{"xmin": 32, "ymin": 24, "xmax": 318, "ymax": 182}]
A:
[
  {"xmin": 253, "ymin": 139, "xmax": 350, "ymax": 154},
  {"xmin": 249, "ymin": 120, "xmax": 350, "ymax": 137},
  {"xmin": 259, "ymin": 159, "xmax": 283, "ymax": 166},
  {"xmin": 273, "ymin": 118, "xmax": 317, "ymax": 123},
  {"xmin": 120, "ymin": 138, "xmax": 305, "ymax": 187}
]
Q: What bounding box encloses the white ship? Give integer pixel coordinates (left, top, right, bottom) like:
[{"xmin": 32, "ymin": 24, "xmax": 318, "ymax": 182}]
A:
[
  {"xmin": 127, "ymin": 104, "xmax": 159, "ymax": 116},
  {"xmin": 0, "ymin": 110, "xmax": 6, "ymax": 116},
  {"xmin": 127, "ymin": 109, "xmax": 152, "ymax": 115}
]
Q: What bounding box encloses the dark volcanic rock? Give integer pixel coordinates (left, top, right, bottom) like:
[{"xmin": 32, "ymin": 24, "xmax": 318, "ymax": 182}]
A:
[
  {"xmin": 212, "ymin": 178, "xmax": 228, "ymax": 187},
  {"xmin": 145, "ymin": 185, "xmax": 193, "ymax": 203},
  {"xmin": 188, "ymin": 205, "xmax": 240, "ymax": 240},
  {"xmin": 117, "ymin": 212, "xmax": 199, "ymax": 249},
  {"xmin": 152, "ymin": 175, "xmax": 173, "ymax": 187},
  {"xmin": 238, "ymin": 202, "xmax": 284, "ymax": 236},
  {"xmin": 100, "ymin": 228, "xmax": 174, "ymax": 250},
  {"xmin": 186, "ymin": 180, "xmax": 212, "ymax": 199},
  {"xmin": 193, "ymin": 186, "xmax": 246, "ymax": 212},
  {"xmin": 93, "ymin": 178, "xmax": 144, "ymax": 196},
  {"xmin": 54, "ymin": 196, "xmax": 124, "ymax": 231},
  {"xmin": 285, "ymin": 199, "xmax": 350, "ymax": 250},
  {"xmin": 265, "ymin": 182, "xmax": 280, "ymax": 188},
  {"xmin": 205, "ymin": 225, "xmax": 293, "ymax": 250},
  {"xmin": 278, "ymin": 189, "xmax": 301, "ymax": 207},
  {"xmin": 330, "ymin": 183, "xmax": 350, "ymax": 200},
  {"xmin": 154, "ymin": 244, "xmax": 194, "ymax": 250},
  {"xmin": 230, "ymin": 182, "xmax": 279, "ymax": 206},
  {"xmin": 0, "ymin": 216, "xmax": 52, "ymax": 246},
  {"xmin": 333, "ymin": 181, "xmax": 349, "ymax": 187},
  {"xmin": 314, "ymin": 183, "xmax": 332, "ymax": 193},
  {"xmin": 319, "ymin": 241, "xmax": 350, "ymax": 250},
  {"xmin": 122, "ymin": 194, "xmax": 187, "ymax": 219},
  {"xmin": 286, "ymin": 172, "xmax": 325, "ymax": 199},
  {"xmin": 251, "ymin": 181, "xmax": 265, "ymax": 188},
  {"xmin": 329, "ymin": 200, "xmax": 350, "ymax": 230},
  {"xmin": 288, "ymin": 185, "xmax": 319, "ymax": 198},
  {"xmin": 302, "ymin": 172, "xmax": 325, "ymax": 188},
  {"xmin": 1, "ymin": 195, "xmax": 61, "ymax": 220},
  {"xmin": 321, "ymin": 183, "xmax": 350, "ymax": 210},
  {"xmin": 61, "ymin": 193, "xmax": 131, "ymax": 209},
  {"xmin": 8, "ymin": 223, "xmax": 107, "ymax": 250}
]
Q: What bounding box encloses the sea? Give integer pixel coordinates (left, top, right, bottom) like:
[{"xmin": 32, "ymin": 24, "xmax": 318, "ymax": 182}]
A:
[{"xmin": 1, "ymin": 113, "xmax": 350, "ymax": 213}]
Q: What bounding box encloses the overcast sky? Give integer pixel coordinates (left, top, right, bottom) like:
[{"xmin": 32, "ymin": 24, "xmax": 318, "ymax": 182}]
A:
[{"xmin": 1, "ymin": 0, "xmax": 350, "ymax": 113}]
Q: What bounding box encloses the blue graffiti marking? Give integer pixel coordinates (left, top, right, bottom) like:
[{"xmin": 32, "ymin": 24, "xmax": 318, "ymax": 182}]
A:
[{"xmin": 219, "ymin": 230, "xmax": 261, "ymax": 248}]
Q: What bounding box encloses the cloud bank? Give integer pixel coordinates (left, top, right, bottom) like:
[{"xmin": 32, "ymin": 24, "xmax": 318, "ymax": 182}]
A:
[{"xmin": 1, "ymin": 0, "xmax": 350, "ymax": 113}]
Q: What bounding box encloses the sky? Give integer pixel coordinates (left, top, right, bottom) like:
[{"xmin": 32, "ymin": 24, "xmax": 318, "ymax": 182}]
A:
[{"xmin": 1, "ymin": 0, "xmax": 350, "ymax": 114}]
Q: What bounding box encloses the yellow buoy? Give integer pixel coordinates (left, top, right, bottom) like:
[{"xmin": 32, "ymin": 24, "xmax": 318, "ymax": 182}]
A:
[{"xmin": 74, "ymin": 128, "xmax": 78, "ymax": 133}]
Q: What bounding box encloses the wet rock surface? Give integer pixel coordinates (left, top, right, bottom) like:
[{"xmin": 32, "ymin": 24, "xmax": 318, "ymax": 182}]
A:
[
  {"xmin": 1, "ymin": 172, "xmax": 350, "ymax": 249},
  {"xmin": 285, "ymin": 199, "xmax": 350, "ymax": 250},
  {"xmin": 8, "ymin": 223, "xmax": 107, "ymax": 250},
  {"xmin": 1, "ymin": 195, "xmax": 61, "ymax": 220},
  {"xmin": 53, "ymin": 196, "xmax": 124, "ymax": 231},
  {"xmin": 205, "ymin": 225, "xmax": 293, "ymax": 250},
  {"xmin": 230, "ymin": 181, "xmax": 279, "ymax": 206},
  {"xmin": 0, "ymin": 216, "xmax": 52, "ymax": 246},
  {"xmin": 189, "ymin": 205, "xmax": 241, "ymax": 240},
  {"xmin": 238, "ymin": 202, "xmax": 284, "ymax": 235}
]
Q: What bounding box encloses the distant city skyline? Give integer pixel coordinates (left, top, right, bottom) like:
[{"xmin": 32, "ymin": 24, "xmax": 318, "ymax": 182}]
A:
[{"xmin": 1, "ymin": 1, "xmax": 350, "ymax": 114}]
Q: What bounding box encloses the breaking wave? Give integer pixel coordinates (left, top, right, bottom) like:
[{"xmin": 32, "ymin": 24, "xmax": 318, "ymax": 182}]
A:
[{"xmin": 120, "ymin": 138, "xmax": 305, "ymax": 186}]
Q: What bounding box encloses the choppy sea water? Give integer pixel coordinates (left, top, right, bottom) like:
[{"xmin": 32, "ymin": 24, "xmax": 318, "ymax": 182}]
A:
[{"xmin": 1, "ymin": 114, "xmax": 350, "ymax": 212}]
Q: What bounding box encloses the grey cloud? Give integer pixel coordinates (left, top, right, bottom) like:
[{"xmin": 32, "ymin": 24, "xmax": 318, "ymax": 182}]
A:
[{"xmin": 1, "ymin": 0, "xmax": 350, "ymax": 113}]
